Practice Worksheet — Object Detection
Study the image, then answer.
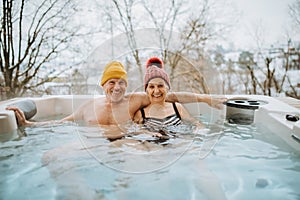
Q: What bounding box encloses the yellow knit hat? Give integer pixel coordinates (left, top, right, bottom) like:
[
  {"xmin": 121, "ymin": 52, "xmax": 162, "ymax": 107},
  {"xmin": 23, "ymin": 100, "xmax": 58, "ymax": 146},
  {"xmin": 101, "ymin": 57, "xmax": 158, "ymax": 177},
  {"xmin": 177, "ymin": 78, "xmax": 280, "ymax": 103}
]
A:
[{"xmin": 100, "ymin": 61, "xmax": 128, "ymax": 86}]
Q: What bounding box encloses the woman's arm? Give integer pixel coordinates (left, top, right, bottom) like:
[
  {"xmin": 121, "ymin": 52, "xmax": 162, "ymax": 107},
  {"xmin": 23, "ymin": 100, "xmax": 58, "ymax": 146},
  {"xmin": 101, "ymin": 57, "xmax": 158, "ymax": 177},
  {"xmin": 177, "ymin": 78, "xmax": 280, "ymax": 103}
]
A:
[{"xmin": 176, "ymin": 103, "xmax": 205, "ymax": 128}]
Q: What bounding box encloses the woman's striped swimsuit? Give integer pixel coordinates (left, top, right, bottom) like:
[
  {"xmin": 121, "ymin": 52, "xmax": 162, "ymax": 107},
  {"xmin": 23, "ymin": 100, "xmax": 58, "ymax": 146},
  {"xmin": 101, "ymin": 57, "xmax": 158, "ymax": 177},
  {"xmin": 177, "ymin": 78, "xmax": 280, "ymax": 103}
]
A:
[{"xmin": 140, "ymin": 102, "xmax": 182, "ymax": 132}]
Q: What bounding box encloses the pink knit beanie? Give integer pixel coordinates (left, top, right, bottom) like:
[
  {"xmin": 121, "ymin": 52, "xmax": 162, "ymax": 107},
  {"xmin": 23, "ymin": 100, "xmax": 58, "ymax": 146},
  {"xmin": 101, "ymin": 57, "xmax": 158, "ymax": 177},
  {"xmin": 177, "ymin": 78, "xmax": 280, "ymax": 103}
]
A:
[{"xmin": 144, "ymin": 57, "xmax": 171, "ymax": 90}]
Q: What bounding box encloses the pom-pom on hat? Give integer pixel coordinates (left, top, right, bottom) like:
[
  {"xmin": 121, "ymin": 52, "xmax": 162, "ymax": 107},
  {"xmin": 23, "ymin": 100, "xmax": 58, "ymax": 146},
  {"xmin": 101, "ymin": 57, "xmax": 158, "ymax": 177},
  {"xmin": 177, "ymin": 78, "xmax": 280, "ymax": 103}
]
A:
[
  {"xmin": 100, "ymin": 61, "xmax": 128, "ymax": 86},
  {"xmin": 146, "ymin": 57, "xmax": 164, "ymax": 68},
  {"xmin": 144, "ymin": 57, "xmax": 170, "ymax": 90}
]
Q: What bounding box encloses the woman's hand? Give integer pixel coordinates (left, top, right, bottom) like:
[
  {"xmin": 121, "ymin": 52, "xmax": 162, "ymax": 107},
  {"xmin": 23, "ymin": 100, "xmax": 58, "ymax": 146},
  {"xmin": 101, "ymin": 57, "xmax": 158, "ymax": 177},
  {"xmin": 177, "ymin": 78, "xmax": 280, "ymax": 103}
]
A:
[{"xmin": 151, "ymin": 130, "xmax": 170, "ymax": 140}]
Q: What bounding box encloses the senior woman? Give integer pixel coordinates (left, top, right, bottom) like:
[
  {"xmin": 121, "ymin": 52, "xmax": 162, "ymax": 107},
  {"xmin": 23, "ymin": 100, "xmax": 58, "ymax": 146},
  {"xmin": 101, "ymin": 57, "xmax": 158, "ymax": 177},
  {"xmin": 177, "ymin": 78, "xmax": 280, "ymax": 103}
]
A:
[{"xmin": 133, "ymin": 57, "xmax": 204, "ymax": 138}]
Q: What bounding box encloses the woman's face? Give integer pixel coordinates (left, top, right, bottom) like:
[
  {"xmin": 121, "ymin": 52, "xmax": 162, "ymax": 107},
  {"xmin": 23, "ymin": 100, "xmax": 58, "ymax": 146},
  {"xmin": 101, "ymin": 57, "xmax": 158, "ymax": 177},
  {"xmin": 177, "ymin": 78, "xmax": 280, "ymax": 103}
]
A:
[{"xmin": 146, "ymin": 78, "xmax": 169, "ymax": 103}]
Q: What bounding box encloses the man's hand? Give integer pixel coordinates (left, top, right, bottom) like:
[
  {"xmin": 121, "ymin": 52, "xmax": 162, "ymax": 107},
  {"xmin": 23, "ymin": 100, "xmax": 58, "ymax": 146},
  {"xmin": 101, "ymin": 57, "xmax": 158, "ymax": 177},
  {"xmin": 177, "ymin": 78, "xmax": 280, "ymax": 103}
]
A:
[
  {"xmin": 6, "ymin": 106, "xmax": 34, "ymax": 126},
  {"xmin": 102, "ymin": 125, "xmax": 126, "ymax": 141},
  {"xmin": 207, "ymin": 96, "xmax": 227, "ymax": 110}
]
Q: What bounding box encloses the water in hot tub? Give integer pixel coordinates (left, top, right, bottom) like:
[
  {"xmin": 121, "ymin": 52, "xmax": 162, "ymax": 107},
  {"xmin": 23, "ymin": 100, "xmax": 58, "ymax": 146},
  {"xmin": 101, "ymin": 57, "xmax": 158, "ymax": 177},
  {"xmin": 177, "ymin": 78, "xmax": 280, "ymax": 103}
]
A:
[{"xmin": 0, "ymin": 116, "xmax": 299, "ymax": 200}]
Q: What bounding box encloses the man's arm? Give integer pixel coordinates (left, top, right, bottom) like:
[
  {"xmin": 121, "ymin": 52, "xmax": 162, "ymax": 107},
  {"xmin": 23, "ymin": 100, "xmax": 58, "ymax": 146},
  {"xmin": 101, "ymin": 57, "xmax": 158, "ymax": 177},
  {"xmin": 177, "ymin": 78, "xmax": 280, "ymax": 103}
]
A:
[
  {"xmin": 125, "ymin": 91, "xmax": 226, "ymax": 110},
  {"xmin": 6, "ymin": 107, "xmax": 35, "ymax": 126},
  {"xmin": 6, "ymin": 101, "xmax": 86, "ymax": 126},
  {"xmin": 125, "ymin": 92, "xmax": 151, "ymax": 108},
  {"xmin": 60, "ymin": 104, "xmax": 84, "ymax": 122},
  {"xmin": 6, "ymin": 106, "xmax": 70, "ymax": 126},
  {"xmin": 166, "ymin": 92, "xmax": 227, "ymax": 110}
]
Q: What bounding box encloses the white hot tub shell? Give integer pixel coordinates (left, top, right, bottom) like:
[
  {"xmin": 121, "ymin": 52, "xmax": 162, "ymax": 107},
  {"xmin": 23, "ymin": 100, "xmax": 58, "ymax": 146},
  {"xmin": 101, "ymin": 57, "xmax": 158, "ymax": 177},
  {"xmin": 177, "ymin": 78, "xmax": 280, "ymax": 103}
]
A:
[{"xmin": 0, "ymin": 95, "xmax": 299, "ymax": 151}]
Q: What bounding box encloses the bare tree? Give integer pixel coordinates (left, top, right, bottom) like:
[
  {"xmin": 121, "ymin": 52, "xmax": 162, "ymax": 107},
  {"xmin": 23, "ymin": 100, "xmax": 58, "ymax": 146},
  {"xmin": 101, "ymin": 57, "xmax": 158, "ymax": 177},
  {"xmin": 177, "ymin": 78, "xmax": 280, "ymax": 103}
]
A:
[
  {"xmin": 170, "ymin": 15, "xmax": 212, "ymax": 93},
  {"xmin": 289, "ymin": 0, "xmax": 300, "ymax": 28},
  {"xmin": 238, "ymin": 40, "xmax": 300, "ymax": 99},
  {"xmin": 95, "ymin": 0, "xmax": 187, "ymax": 85},
  {"xmin": 0, "ymin": 0, "xmax": 79, "ymax": 99},
  {"xmin": 141, "ymin": 0, "xmax": 186, "ymax": 59},
  {"xmin": 110, "ymin": 0, "xmax": 144, "ymax": 83},
  {"xmin": 169, "ymin": 0, "xmax": 234, "ymax": 94},
  {"xmin": 95, "ymin": 0, "xmax": 235, "ymax": 93}
]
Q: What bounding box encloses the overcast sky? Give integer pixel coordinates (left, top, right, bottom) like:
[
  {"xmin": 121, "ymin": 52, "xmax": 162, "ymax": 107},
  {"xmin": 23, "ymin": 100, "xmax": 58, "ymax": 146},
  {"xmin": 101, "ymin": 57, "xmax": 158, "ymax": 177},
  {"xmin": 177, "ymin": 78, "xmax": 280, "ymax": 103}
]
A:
[
  {"xmin": 227, "ymin": 0, "xmax": 296, "ymax": 50},
  {"xmin": 77, "ymin": 0, "xmax": 298, "ymax": 51}
]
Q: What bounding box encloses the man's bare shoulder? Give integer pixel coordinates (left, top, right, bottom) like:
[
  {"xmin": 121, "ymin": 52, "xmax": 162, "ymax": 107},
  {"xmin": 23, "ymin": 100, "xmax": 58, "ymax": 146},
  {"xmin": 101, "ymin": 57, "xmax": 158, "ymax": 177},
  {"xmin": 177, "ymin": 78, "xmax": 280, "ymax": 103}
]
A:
[{"xmin": 125, "ymin": 92, "xmax": 150, "ymax": 107}]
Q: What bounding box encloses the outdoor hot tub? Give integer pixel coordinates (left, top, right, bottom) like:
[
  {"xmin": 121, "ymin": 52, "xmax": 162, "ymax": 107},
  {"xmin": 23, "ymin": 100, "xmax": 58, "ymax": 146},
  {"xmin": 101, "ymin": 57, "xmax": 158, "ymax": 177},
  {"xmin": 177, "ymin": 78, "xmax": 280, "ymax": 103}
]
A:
[
  {"xmin": 0, "ymin": 95, "xmax": 300, "ymax": 199},
  {"xmin": 0, "ymin": 94, "xmax": 300, "ymax": 150}
]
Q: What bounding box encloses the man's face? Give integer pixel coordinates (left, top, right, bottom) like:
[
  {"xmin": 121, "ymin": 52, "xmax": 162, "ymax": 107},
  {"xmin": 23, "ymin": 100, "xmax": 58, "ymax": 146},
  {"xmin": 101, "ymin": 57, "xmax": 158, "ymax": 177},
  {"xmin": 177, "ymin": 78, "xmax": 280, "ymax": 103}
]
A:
[{"xmin": 103, "ymin": 78, "xmax": 127, "ymax": 103}]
